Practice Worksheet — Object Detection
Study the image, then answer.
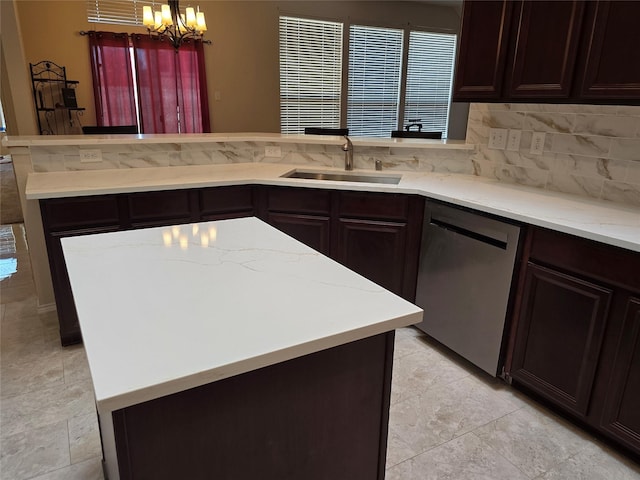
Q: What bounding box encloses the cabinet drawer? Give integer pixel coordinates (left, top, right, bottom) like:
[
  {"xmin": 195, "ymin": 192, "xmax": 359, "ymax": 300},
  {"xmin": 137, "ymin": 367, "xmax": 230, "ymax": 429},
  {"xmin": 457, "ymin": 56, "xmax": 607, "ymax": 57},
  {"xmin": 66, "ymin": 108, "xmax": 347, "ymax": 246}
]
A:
[
  {"xmin": 266, "ymin": 187, "xmax": 332, "ymax": 215},
  {"xmin": 200, "ymin": 186, "xmax": 254, "ymax": 216},
  {"xmin": 127, "ymin": 190, "xmax": 193, "ymax": 225},
  {"xmin": 41, "ymin": 195, "xmax": 120, "ymax": 231},
  {"xmin": 338, "ymin": 191, "xmax": 408, "ymax": 221},
  {"xmin": 529, "ymin": 227, "xmax": 640, "ymax": 291}
]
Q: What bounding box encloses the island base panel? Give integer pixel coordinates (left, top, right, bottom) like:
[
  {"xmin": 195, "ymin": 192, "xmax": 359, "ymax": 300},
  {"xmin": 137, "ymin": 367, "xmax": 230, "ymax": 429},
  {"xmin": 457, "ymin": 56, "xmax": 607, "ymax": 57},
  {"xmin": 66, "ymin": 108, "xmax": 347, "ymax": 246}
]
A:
[{"xmin": 110, "ymin": 332, "xmax": 395, "ymax": 480}]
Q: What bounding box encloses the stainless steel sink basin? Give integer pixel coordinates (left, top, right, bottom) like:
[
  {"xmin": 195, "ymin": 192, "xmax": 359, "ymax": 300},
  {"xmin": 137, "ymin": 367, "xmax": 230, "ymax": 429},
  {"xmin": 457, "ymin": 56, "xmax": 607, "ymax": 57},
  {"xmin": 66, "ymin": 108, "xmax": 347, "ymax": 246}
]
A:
[{"xmin": 282, "ymin": 169, "xmax": 401, "ymax": 185}]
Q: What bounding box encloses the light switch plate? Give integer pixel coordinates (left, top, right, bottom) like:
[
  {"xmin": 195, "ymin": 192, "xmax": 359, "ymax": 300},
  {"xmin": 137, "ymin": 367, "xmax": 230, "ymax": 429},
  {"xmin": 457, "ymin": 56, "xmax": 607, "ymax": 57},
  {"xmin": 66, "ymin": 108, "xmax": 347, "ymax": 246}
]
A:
[
  {"xmin": 530, "ymin": 132, "xmax": 546, "ymax": 155},
  {"xmin": 79, "ymin": 149, "xmax": 102, "ymax": 163},
  {"xmin": 488, "ymin": 128, "xmax": 508, "ymax": 150},
  {"xmin": 506, "ymin": 129, "xmax": 522, "ymax": 151},
  {"xmin": 265, "ymin": 146, "xmax": 282, "ymax": 158}
]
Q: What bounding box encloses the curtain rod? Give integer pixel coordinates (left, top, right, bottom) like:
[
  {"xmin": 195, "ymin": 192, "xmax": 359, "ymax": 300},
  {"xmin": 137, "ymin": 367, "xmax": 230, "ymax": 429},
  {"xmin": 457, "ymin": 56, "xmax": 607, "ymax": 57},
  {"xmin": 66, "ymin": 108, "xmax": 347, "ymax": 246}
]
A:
[{"xmin": 79, "ymin": 31, "xmax": 211, "ymax": 45}]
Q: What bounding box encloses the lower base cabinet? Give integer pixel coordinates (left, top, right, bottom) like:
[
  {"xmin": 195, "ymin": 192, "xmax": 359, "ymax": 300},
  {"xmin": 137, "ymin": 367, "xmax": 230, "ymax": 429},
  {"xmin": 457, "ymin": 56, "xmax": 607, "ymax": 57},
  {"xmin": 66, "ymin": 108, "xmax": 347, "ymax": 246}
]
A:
[
  {"xmin": 109, "ymin": 333, "xmax": 394, "ymax": 480},
  {"xmin": 41, "ymin": 185, "xmax": 424, "ymax": 344},
  {"xmin": 508, "ymin": 226, "xmax": 640, "ymax": 458},
  {"xmin": 259, "ymin": 187, "xmax": 424, "ymax": 301}
]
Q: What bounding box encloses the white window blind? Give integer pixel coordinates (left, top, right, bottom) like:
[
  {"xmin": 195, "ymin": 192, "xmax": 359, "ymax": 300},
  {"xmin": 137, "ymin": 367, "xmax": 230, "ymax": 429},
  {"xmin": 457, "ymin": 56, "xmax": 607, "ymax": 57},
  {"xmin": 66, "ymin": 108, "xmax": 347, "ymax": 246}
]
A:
[
  {"xmin": 404, "ymin": 31, "xmax": 457, "ymax": 138},
  {"xmin": 347, "ymin": 25, "xmax": 403, "ymax": 138},
  {"xmin": 279, "ymin": 16, "xmax": 343, "ymax": 134},
  {"xmin": 86, "ymin": 0, "xmax": 154, "ymax": 26}
]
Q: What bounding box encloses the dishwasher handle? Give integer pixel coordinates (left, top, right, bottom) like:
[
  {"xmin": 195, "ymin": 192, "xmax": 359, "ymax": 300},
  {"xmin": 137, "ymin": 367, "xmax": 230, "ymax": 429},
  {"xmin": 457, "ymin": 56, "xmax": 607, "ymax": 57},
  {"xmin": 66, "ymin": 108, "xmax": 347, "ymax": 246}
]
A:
[{"xmin": 430, "ymin": 217, "xmax": 508, "ymax": 250}]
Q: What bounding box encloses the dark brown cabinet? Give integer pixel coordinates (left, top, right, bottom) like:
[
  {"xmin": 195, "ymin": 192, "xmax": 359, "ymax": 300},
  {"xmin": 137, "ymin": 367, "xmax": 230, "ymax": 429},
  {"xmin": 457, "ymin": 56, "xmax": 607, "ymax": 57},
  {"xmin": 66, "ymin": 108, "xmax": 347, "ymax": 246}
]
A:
[
  {"xmin": 578, "ymin": 1, "xmax": 640, "ymax": 100},
  {"xmin": 454, "ymin": 0, "xmax": 640, "ymax": 104},
  {"xmin": 199, "ymin": 185, "xmax": 256, "ymax": 221},
  {"xmin": 452, "ymin": 0, "xmax": 512, "ymax": 100},
  {"xmin": 508, "ymin": 226, "xmax": 640, "ymax": 457},
  {"xmin": 336, "ymin": 191, "xmax": 423, "ymax": 300},
  {"xmin": 257, "ymin": 187, "xmax": 332, "ymax": 255},
  {"xmin": 506, "ymin": 1, "xmax": 584, "ymax": 98},
  {"xmin": 126, "ymin": 190, "xmax": 195, "ymax": 228},
  {"xmin": 600, "ymin": 296, "xmax": 640, "ymax": 451},
  {"xmin": 258, "ymin": 187, "xmax": 424, "ymax": 301},
  {"xmin": 511, "ymin": 264, "xmax": 612, "ymax": 416}
]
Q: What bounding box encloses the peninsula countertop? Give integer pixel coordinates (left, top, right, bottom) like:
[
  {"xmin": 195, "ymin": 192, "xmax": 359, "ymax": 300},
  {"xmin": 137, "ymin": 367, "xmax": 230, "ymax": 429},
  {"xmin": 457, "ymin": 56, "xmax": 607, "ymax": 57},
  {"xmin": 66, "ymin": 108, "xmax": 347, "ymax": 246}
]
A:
[
  {"xmin": 29, "ymin": 162, "xmax": 640, "ymax": 253},
  {"xmin": 61, "ymin": 216, "xmax": 423, "ymax": 414}
]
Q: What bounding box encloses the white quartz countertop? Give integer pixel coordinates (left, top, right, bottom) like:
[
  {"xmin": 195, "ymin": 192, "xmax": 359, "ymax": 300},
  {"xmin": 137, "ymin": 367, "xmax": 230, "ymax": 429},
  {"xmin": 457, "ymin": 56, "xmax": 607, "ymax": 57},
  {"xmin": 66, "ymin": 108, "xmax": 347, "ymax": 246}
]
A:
[
  {"xmin": 61, "ymin": 217, "xmax": 423, "ymax": 413},
  {"xmin": 28, "ymin": 162, "xmax": 640, "ymax": 252}
]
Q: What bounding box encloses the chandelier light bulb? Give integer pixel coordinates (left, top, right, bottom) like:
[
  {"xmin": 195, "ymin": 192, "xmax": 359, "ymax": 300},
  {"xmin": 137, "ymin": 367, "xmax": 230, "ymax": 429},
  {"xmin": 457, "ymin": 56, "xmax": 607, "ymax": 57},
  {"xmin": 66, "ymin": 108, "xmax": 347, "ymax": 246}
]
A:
[
  {"xmin": 196, "ymin": 11, "xmax": 207, "ymax": 32},
  {"xmin": 161, "ymin": 4, "xmax": 173, "ymax": 25},
  {"xmin": 143, "ymin": 1, "xmax": 208, "ymax": 49}
]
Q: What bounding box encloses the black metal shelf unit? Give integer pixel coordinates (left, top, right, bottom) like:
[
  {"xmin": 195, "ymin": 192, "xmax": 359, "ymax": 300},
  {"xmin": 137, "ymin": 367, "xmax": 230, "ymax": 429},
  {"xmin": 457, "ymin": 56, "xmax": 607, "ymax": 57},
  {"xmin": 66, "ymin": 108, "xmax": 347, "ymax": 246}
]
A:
[{"xmin": 30, "ymin": 60, "xmax": 85, "ymax": 135}]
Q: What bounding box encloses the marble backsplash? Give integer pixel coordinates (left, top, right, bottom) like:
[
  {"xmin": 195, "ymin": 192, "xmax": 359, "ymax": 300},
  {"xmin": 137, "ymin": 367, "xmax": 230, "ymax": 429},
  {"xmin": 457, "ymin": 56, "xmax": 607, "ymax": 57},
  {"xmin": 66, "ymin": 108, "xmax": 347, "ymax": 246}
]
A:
[
  {"xmin": 28, "ymin": 102, "xmax": 640, "ymax": 207},
  {"xmin": 467, "ymin": 103, "xmax": 640, "ymax": 206},
  {"xmin": 29, "ymin": 140, "xmax": 475, "ymax": 176}
]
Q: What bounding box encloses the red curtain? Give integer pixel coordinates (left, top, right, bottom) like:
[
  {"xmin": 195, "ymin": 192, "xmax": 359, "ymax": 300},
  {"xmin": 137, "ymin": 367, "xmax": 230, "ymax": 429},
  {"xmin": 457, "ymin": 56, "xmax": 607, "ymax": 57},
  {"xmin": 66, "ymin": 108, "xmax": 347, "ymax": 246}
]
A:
[
  {"xmin": 88, "ymin": 31, "xmax": 137, "ymax": 127},
  {"xmin": 131, "ymin": 35, "xmax": 210, "ymax": 134}
]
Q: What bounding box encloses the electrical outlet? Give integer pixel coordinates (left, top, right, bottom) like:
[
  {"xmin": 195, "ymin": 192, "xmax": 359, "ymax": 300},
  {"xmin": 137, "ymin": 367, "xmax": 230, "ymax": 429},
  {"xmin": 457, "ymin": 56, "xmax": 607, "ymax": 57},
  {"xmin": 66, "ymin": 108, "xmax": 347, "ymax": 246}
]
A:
[
  {"xmin": 265, "ymin": 146, "xmax": 281, "ymax": 158},
  {"xmin": 79, "ymin": 149, "xmax": 102, "ymax": 163},
  {"xmin": 506, "ymin": 129, "xmax": 521, "ymax": 151},
  {"xmin": 488, "ymin": 128, "xmax": 508, "ymax": 150},
  {"xmin": 530, "ymin": 132, "xmax": 546, "ymax": 155}
]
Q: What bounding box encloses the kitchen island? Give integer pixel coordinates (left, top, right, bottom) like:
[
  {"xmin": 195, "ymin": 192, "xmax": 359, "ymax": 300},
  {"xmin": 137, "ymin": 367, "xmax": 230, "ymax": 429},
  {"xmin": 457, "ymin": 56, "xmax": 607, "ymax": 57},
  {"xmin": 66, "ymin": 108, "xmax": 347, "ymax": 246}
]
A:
[{"xmin": 61, "ymin": 216, "xmax": 423, "ymax": 480}]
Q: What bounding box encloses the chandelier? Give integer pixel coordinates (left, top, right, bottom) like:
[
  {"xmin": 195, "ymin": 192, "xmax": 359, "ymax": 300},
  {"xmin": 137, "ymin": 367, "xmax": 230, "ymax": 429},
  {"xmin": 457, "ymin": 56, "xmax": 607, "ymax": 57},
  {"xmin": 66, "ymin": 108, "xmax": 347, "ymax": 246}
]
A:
[{"xmin": 143, "ymin": 0, "xmax": 207, "ymax": 49}]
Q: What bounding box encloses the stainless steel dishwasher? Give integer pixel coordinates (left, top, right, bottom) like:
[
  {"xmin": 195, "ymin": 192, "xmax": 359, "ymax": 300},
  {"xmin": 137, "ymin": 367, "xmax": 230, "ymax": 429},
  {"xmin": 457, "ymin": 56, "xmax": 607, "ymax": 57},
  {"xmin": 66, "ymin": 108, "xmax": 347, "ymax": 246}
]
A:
[{"xmin": 415, "ymin": 201, "xmax": 521, "ymax": 376}]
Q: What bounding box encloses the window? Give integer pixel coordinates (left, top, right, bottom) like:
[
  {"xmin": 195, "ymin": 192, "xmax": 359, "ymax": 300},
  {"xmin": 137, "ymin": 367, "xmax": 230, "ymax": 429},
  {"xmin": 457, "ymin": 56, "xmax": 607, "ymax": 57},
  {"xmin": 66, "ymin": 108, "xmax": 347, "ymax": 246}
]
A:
[
  {"xmin": 347, "ymin": 25, "xmax": 403, "ymax": 137},
  {"xmin": 279, "ymin": 16, "xmax": 343, "ymax": 134},
  {"xmin": 405, "ymin": 31, "xmax": 457, "ymax": 136},
  {"xmin": 279, "ymin": 16, "xmax": 457, "ymax": 138},
  {"xmin": 86, "ymin": 0, "xmax": 154, "ymax": 26}
]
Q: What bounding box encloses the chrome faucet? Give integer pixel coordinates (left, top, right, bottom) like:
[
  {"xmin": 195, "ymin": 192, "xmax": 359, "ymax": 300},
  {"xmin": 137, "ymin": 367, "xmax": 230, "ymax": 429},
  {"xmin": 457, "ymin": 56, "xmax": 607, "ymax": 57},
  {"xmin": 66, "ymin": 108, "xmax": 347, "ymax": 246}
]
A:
[{"xmin": 342, "ymin": 135, "xmax": 354, "ymax": 171}]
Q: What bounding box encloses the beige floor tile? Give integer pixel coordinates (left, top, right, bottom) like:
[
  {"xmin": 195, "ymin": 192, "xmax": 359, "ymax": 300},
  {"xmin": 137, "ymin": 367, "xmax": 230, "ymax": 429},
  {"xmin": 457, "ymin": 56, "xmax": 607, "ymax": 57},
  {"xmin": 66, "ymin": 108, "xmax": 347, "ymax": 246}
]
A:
[
  {"xmin": 1, "ymin": 380, "xmax": 96, "ymax": 438},
  {"xmin": 390, "ymin": 343, "xmax": 471, "ymax": 404},
  {"xmin": 0, "ymin": 420, "xmax": 70, "ymax": 480},
  {"xmin": 386, "ymin": 432, "xmax": 529, "ymax": 480},
  {"xmin": 386, "ymin": 428, "xmax": 420, "ymax": 468},
  {"xmin": 389, "ymin": 374, "xmax": 522, "ymax": 456},
  {"xmin": 0, "ymin": 354, "xmax": 65, "ymax": 398},
  {"xmin": 62, "ymin": 346, "xmax": 93, "ymax": 385},
  {"xmin": 539, "ymin": 441, "xmax": 640, "ymax": 479},
  {"xmin": 68, "ymin": 412, "xmax": 102, "ymax": 464},
  {"xmin": 473, "ymin": 404, "xmax": 594, "ymax": 478},
  {"xmin": 28, "ymin": 457, "xmax": 104, "ymax": 480},
  {"xmin": 394, "ymin": 334, "xmax": 425, "ymax": 360}
]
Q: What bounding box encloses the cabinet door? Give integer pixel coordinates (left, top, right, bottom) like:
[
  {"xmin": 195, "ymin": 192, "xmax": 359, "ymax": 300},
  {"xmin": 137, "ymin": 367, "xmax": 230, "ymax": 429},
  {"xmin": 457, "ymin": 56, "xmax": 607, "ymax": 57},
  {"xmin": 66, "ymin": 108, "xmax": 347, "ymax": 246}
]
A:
[
  {"xmin": 453, "ymin": 0, "xmax": 514, "ymax": 100},
  {"xmin": 510, "ymin": 263, "xmax": 612, "ymax": 417},
  {"xmin": 41, "ymin": 195, "xmax": 121, "ymax": 231},
  {"xmin": 199, "ymin": 186, "xmax": 255, "ymax": 221},
  {"xmin": 267, "ymin": 213, "xmax": 331, "ymax": 255},
  {"xmin": 579, "ymin": 1, "xmax": 640, "ymax": 100},
  {"xmin": 126, "ymin": 189, "xmax": 196, "ymax": 228},
  {"xmin": 336, "ymin": 219, "xmax": 407, "ymax": 297},
  {"xmin": 507, "ymin": 1, "xmax": 585, "ymax": 98},
  {"xmin": 47, "ymin": 226, "xmax": 120, "ymax": 345},
  {"xmin": 600, "ymin": 296, "xmax": 640, "ymax": 452}
]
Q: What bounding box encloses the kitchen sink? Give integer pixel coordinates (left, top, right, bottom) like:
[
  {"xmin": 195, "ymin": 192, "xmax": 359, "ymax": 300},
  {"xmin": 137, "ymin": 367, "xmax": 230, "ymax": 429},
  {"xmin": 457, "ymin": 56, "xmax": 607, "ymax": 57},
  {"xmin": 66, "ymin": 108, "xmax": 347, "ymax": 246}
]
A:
[{"xmin": 281, "ymin": 169, "xmax": 402, "ymax": 185}]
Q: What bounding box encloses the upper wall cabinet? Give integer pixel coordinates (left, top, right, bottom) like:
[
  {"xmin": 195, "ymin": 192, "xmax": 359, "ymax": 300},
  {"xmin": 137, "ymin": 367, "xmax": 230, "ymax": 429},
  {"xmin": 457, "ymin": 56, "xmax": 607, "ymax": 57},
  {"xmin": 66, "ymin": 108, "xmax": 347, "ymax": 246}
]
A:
[
  {"xmin": 453, "ymin": 1, "xmax": 640, "ymax": 104},
  {"xmin": 577, "ymin": 1, "xmax": 640, "ymax": 100}
]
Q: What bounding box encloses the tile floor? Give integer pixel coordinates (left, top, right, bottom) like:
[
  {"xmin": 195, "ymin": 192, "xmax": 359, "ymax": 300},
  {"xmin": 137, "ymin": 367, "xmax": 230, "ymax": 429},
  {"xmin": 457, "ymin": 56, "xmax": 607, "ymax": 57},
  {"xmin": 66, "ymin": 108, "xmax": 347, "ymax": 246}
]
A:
[{"xmin": 1, "ymin": 223, "xmax": 639, "ymax": 479}]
